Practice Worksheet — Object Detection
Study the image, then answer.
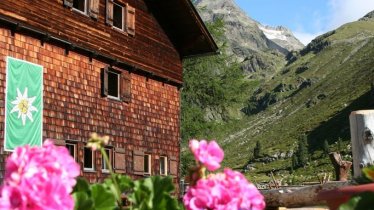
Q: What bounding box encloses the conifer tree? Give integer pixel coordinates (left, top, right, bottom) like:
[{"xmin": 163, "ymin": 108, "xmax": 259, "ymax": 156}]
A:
[
  {"xmin": 295, "ymin": 135, "xmax": 309, "ymax": 167},
  {"xmin": 181, "ymin": 18, "xmax": 250, "ymax": 174},
  {"xmin": 337, "ymin": 137, "xmax": 343, "ymax": 153},
  {"xmin": 181, "ymin": 18, "xmax": 249, "ymax": 141},
  {"xmin": 323, "ymin": 140, "xmax": 330, "ymax": 156},
  {"xmin": 291, "ymin": 154, "xmax": 298, "ymax": 172},
  {"xmin": 253, "ymin": 141, "xmax": 262, "ymax": 158}
]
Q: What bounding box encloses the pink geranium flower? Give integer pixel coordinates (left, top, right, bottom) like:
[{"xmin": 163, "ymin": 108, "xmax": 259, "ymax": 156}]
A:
[
  {"xmin": 189, "ymin": 139, "xmax": 224, "ymax": 171},
  {"xmin": 183, "ymin": 169, "xmax": 265, "ymax": 210},
  {"xmin": 185, "ymin": 139, "xmax": 265, "ymax": 209},
  {"xmin": 0, "ymin": 140, "xmax": 80, "ymax": 210}
]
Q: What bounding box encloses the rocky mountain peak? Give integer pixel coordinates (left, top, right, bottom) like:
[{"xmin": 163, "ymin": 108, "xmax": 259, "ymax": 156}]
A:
[
  {"xmin": 258, "ymin": 24, "xmax": 304, "ymax": 52},
  {"xmin": 194, "ymin": 0, "xmax": 304, "ymax": 74},
  {"xmin": 359, "ymin": 10, "xmax": 374, "ymax": 21}
]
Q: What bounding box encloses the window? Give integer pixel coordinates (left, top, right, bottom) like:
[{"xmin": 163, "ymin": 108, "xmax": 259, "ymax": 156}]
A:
[
  {"xmin": 73, "ymin": 0, "xmax": 87, "ymax": 14},
  {"xmin": 160, "ymin": 156, "xmax": 168, "ymax": 176},
  {"xmin": 84, "ymin": 147, "xmax": 95, "ymax": 171},
  {"xmin": 101, "ymin": 67, "xmax": 131, "ymax": 102},
  {"xmin": 113, "ymin": 2, "xmax": 124, "ymax": 30},
  {"xmin": 64, "ymin": 0, "xmax": 99, "ymax": 19},
  {"xmin": 144, "ymin": 154, "xmax": 151, "ymax": 175},
  {"xmin": 102, "ymin": 148, "xmax": 112, "ymax": 173},
  {"xmin": 108, "ymin": 70, "xmax": 120, "ymax": 99},
  {"xmin": 66, "ymin": 143, "xmax": 77, "ymax": 161},
  {"xmin": 106, "ymin": 1, "xmax": 136, "ymax": 35}
]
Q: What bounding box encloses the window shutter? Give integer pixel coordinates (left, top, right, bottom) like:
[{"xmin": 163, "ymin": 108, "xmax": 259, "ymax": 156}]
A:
[
  {"xmin": 106, "ymin": 0, "xmax": 114, "ymax": 26},
  {"xmin": 121, "ymin": 71, "xmax": 131, "ymax": 102},
  {"xmin": 126, "ymin": 4, "xmax": 136, "ymax": 36},
  {"xmin": 89, "ymin": 0, "xmax": 100, "ymax": 19},
  {"xmin": 133, "ymin": 150, "xmax": 144, "ymax": 175},
  {"xmin": 63, "ymin": 0, "xmax": 73, "ymax": 8},
  {"xmin": 114, "ymin": 148, "xmax": 126, "ymax": 173},
  {"xmin": 169, "ymin": 156, "xmax": 178, "ymax": 176},
  {"xmin": 101, "ymin": 67, "xmax": 109, "ymax": 97}
]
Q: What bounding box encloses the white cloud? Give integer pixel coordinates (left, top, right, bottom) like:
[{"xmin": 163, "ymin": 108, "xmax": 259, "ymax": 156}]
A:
[
  {"xmin": 293, "ymin": 31, "xmax": 324, "ymax": 45},
  {"xmin": 291, "ymin": 10, "xmax": 329, "ymax": 45},
  {"xmin": 295, "ymin": 1, "xmax": 374, "ymax": 45},
  {"xmin": 328, "ymin": 0, "xmax": 374, "ymax": 29}
]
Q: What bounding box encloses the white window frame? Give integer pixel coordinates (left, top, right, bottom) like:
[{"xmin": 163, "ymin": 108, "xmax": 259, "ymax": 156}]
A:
[
  {"xmin": 159, "ymin": 156, "xmax": 168, "ymax": 176},
  {"xmin": 144, "ymin": 154, "xmax": 151, "ymax": 176},
  {"xmin": 107, "ymin": 70, "xmax": 121, "ymax": 100},
  {"xmin": 72, "ymin": 0, "xmax": 88, "ymax": 15},
  {"xmin": 112, "ymin": 1, "xmax": 125, "ymax": 31},
  {"xmin": 66, "ymin": 143, "xmax": 77, "ymax": 161},
  {"xmin": 84, "ymin": 147, "xmax": 95, "ymax": 171},
  {"xmin": 102, "ymin": 148, "xmax": 112, "ymax": 173}
]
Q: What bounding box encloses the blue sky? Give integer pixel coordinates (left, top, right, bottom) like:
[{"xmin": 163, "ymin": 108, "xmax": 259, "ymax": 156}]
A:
[{"xmin": 235, "ymin": 0, "xmax": 374, "ymax": 45}]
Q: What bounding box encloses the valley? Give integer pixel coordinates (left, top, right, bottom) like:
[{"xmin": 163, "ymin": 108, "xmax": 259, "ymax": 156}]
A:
[{"xmin": 181, "ymin": 0, "xmax": 374, "ymax": 183}]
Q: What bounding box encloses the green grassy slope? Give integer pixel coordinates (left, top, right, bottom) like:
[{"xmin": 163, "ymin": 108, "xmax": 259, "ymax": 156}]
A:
[{"xmin": 216, "ymin": 20, "xmax": 374, "ymax": 181}]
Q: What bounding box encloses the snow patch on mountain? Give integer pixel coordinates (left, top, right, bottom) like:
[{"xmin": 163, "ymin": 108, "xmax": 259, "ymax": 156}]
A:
[
  {"xmin": 258, "ymin": 25, "xmax": 304, "ymax": 51},
  {"xmin": 259, "ymin": 26, "xmax": 288, "ymax": 41}
]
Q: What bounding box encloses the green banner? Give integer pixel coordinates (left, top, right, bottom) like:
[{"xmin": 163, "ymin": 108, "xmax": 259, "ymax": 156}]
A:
[{"xmin": 5, "ymin": 57, "xmax": 43, "ymax": 151}]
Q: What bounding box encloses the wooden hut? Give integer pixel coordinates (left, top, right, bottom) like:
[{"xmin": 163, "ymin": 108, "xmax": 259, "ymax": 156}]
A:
[{"xmin": 0, "ymin": 0, "xmax": 217, "ymax": 188}]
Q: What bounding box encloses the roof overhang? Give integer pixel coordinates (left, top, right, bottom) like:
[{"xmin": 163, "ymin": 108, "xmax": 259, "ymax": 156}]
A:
[{"xmin": 145, "ymin": 0, "xmax": 219, "ymax": 58}]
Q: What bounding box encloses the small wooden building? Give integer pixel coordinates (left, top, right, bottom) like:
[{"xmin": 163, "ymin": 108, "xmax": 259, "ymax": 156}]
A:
[{"xmin": 0, "ymin": 0, "xmax": 217, "ymax": 187}]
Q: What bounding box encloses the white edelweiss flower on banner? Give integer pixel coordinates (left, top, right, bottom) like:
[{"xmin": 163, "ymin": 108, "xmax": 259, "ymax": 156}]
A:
[{"xmin": 10, "ymin": 88, "xmax": 38, "ymax": 126}]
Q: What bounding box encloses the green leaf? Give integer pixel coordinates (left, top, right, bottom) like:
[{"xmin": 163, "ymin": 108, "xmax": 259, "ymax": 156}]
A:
[
  {"xmin": 115, "ymin": 174, "xmax": 134, "ymax": 191},
  {"xmin": 362, "ymin": 166, "xmax": 374, "ymax": 182},
  {"xmin": 128, "ymin": 177, "xmax": 155, "ymax": 210},
  {"xmin": 73, "ymin": 192, "xmax": 94, "ymax": 210},
  {"xmin": 91, "ymin": 184, "xmax": 118, "ymax": 210},
  {"xmin": 152, "ymin": 176, "xmax": 180, "ymax": 210},
  {"xmin": 130, "ymin": 178, "xmax": 154, "ymax": 210},
  {"xmin": 339, "ymin": 192, "xmax": 374, "ymax": 210},
  {"xmin": 127, "ymin": 176, "xmax": 181, "ymax": 210},
  {"xmin": 73, "ymin": 177, "xmax": 91, "ymax": 193}
]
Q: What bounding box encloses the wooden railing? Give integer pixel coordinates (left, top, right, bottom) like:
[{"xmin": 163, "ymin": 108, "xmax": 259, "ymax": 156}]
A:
[{"xmin": 261, "ymin": 181, "xmax": 351, "ymax": 208}]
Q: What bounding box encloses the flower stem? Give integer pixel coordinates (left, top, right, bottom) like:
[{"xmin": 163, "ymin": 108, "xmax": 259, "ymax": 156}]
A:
[{"xmin": 101, "ymin": 147, "xmax": 123, "ymax": 210}]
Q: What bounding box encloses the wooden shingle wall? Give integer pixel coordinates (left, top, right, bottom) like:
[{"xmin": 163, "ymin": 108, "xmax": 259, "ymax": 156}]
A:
[
  {"xmin": 0, "ymin": 0, "xmax": 183, "ymax": 83},
  {"xmin": 0, "ymin": 28, "xmax": 180, "ymax": 184}
]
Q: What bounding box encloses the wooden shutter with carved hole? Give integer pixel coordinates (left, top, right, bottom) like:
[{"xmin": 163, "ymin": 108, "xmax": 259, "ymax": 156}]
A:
[
  {"xmin": 133, "ymin": 150, "xmax": 144, "ymax": 175},
  {"xmin": 114, "ymin": 148, "xmax": 126, "ymax": 173},
  {"xmin": 89, "ymin": 0, "xmax": 100, "ymax": 19},
  {"xmin": 106, "ymin": 0, "xmax": 114, "ymax": 26},
  {"xmin": 101, "ymin": 67, "xmax": 109, "ymax": 97},
  {"xmin": 169, "ymin": 156, "xmax": 178, "ymax": 176},
  {"xmin": 121, "ymin": 71, "xmax": 131, "ymax": 102},
  {"xmin": 126, "ymin": 4, "xmax": 135, "ymax": 36},
  {"xmin": 63, "ymin": 0, "xmax": 73, "ymax": 8}
]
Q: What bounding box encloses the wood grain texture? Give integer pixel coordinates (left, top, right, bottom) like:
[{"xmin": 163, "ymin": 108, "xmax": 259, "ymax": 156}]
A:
[
  {"xmin": 350, "ymin": 110, "xmax": 374, "ymax": 177},
  {"xmin": 0, "ymin": 0, "xmax": 183, "ymax": 83},
  {"xmin": 0, "ymin": 28, "xmax": 181, "ymax": 187},
  {"xmin": 263, "ymin": 181, "xmax": 351, "ymax": 208}
]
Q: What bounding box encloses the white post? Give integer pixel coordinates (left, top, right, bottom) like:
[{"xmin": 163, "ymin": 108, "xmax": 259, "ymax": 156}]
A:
[{"xmin": 350, "ymin": 110, "xmax": 374, "ymax": 177}]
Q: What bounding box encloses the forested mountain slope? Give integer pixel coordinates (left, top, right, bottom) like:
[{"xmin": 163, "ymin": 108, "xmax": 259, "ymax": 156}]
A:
[{"xmin": 181, "ymin": 4, "xmax": 374, "ymax": 180}]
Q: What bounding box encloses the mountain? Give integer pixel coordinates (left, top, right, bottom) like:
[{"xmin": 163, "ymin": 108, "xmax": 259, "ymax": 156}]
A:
[
  {"xmin": 219, "ymin": 11, "xmax": 374, "ymax": 180},
  {"xmin": 258, "ymin": 25, "xmax": 304, "ymax": 52},
  {"xmin": 182, "ymin": 6, "xmax": 374, "ymax": 181},
  {"xmin": 360, "ymin": 10, "xmax": 374, "ymax": 21},
  {"xmin": 195, "ymin": 0, "xmax": 303, "ymax": 74}
]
